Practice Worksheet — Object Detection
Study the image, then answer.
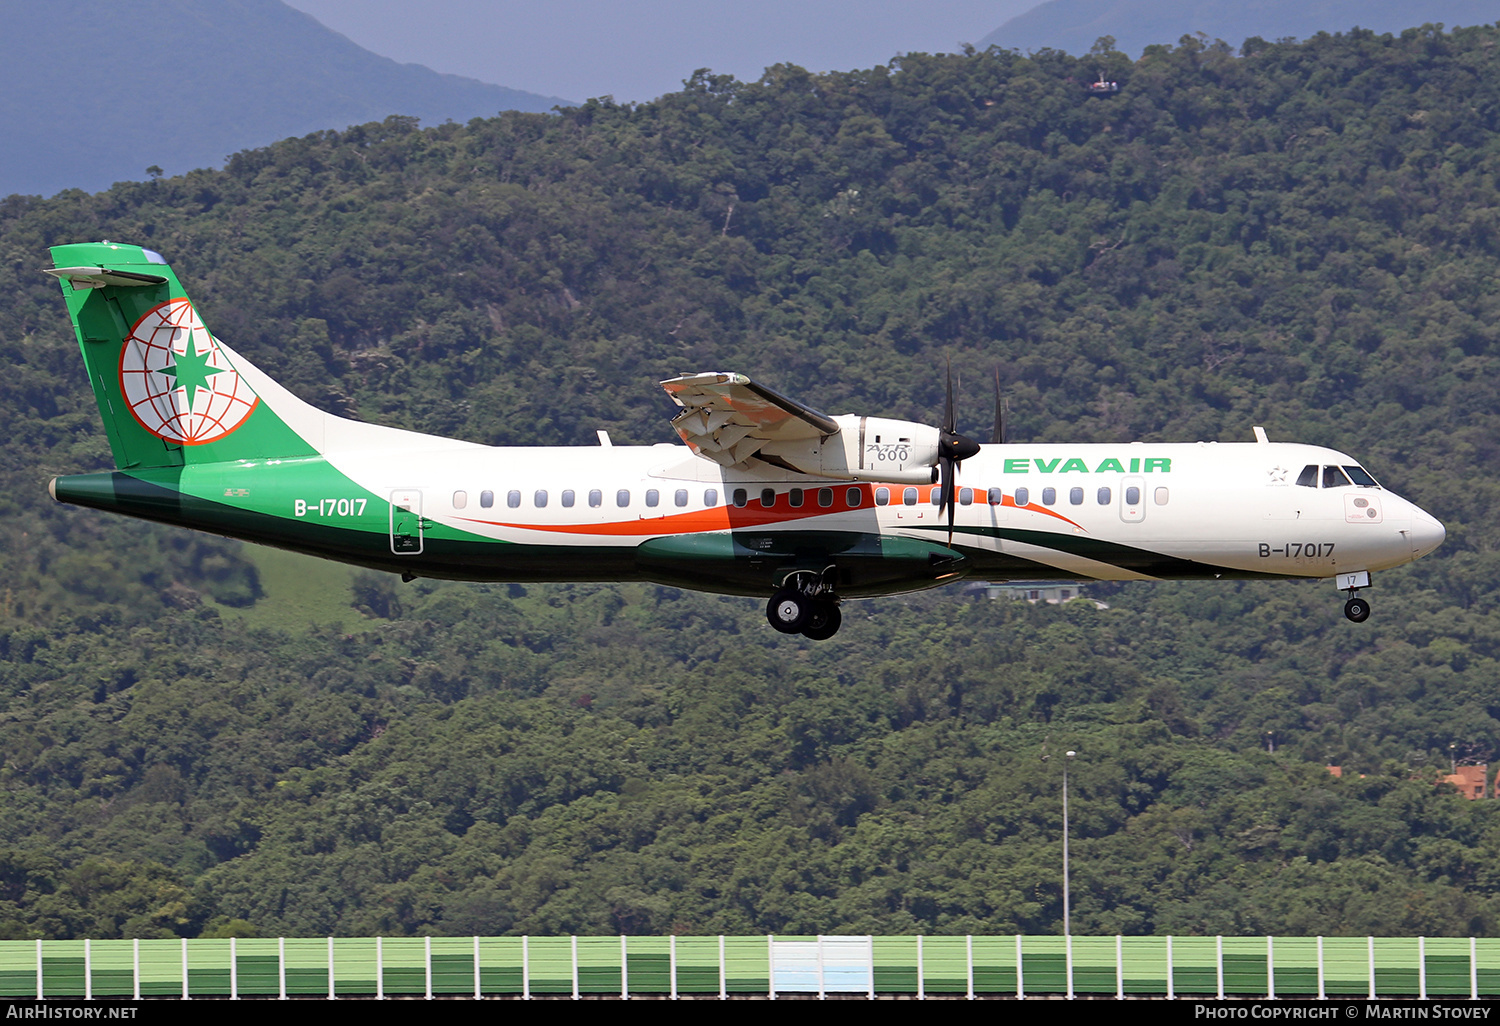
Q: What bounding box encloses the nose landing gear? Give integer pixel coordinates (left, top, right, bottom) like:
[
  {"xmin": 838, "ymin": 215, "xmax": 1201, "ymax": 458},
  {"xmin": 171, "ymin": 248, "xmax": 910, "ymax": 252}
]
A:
[
  {"xmin": 766, "ymin": 570, "xmax": 843, "ymax": 640},
  {"xmin": 1337, "ymin": 570, "xmax": 1372, "ymax": 623}
]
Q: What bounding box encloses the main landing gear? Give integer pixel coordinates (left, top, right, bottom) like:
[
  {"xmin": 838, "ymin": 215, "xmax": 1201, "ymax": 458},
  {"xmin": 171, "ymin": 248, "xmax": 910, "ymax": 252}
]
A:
[
  {"xmin": 1338, "ymin": 570, "xmax": 1372, "ymax": 623},
  {"xmin": 766, "ymin": 574, "xmax": 843, "ymax": 640}
]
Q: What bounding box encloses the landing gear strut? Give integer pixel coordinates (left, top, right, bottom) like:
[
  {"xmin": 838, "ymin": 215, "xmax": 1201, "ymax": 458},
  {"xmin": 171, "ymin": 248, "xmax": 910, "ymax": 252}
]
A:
[{"xmin": 766, "ymin": 571, "xmax": 843, "ymax": 640}]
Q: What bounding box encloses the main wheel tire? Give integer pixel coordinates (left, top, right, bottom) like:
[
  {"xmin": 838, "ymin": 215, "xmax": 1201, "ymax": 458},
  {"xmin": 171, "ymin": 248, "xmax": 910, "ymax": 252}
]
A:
[
  {"xmin": 802, "ymin": 603, "xmax": 843, "ymax": 641},
  {"xmin": 1344, "ymin": 596, "xmax": 1371, "ymax": 623},
  {"xmin": 767, "ymin": 589, "xmax": 811, "ymax": 634}
]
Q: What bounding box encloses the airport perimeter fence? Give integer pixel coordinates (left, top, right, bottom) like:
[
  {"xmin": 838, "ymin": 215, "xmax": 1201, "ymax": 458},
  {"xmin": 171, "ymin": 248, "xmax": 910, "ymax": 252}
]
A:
[{"xmin": 1, "ymin": 935, "xmax": 1498, "ymax": 999}]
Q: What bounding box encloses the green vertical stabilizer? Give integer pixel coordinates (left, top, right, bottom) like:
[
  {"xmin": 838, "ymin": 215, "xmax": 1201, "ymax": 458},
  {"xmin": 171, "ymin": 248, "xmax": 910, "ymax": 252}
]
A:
[{"xmin": 48, "ymin": 242, "xmax": 317, "ymax": 469}]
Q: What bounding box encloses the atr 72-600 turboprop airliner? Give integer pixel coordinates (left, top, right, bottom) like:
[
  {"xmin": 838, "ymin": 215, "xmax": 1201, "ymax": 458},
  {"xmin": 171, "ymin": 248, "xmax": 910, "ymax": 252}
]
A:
[{"xmin": 44, "ymin": 243, "xmax": 1446, "ymax": 639}]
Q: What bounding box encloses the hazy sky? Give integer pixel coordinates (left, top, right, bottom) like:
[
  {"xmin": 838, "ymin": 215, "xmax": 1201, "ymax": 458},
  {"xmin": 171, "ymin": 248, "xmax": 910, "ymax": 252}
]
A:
[{"xmin": 284, "ymin": 1, "xmax": 1037, "ymax": 104}]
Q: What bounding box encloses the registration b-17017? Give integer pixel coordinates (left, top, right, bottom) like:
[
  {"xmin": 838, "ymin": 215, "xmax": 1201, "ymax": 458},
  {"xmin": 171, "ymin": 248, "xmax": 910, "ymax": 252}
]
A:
[{"xmin": 44, "ymin": 243, "xmax": 1445, "ymax": 638}]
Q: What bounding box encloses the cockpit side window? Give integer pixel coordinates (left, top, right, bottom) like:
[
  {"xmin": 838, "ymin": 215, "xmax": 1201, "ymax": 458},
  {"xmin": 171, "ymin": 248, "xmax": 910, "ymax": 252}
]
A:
[
  {"xmin": 1343, "ymin": 465, "xmax": 1380, "ymax": 488},
  {"xmin": 1322, "ymin": 465, "xmax": 1352, "ymax": 488},
  {"xmin": 1296, "ymin": 465, "xmax": 1318, "ymax": 488}
]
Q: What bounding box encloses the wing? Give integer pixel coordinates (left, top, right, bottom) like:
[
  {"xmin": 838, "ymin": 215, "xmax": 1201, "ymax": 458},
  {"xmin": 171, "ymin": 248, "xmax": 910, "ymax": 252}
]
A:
[{"xmin": 660, "ymin": 372, "xmax": 840, "ymax": 469}]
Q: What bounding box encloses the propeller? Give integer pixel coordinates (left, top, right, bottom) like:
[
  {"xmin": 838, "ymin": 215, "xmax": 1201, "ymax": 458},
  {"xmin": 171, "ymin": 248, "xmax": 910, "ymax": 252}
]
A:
[{"xmin": 938, "ymin": 359, "xmax": 982, "ymax": 546}]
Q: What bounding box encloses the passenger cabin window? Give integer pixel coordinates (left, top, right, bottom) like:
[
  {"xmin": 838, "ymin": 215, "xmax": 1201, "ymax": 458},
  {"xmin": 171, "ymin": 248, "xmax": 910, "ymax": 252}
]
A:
[
  {"xmin": 1322, "ymin": 466, "xmax": 1352, "ymax": 489},
  {"xmin": 1296, "ymin": 465, "xmax": 1319, "ymax": 488},
  {"xmin": 959, "ymin": 487, "xmax": 973, "ymax": 506},
  {"xmin": 704, "ymin": 489, "xmax": 718, "ymax": 507},
  {"xmin": 588, "ymin": 489, "xmax": 602, "ymax": 508},
  {"xmin": 1042, "ymin": 487, "xmax": 1056, "ymax": 506},
  {"xmin": 818, "ymin": 488, "xmax": 833, "ymax": 507},
  {"xmin": 1154, "ymin": 487, "xmax": 1170, "ymax": 505},
  {"xmin": 562, "ymin": 490, "xmax": 575, "ymax": 508},
  {"xmin": 1097, "ymin": 486, "xmax": 1111, "ymax": 505},
  {"xmin": 846, "ymin": 488, "xmax": 862, "ymax": 507},
  {"xmin": 929, "ymin": 487, "xmax": 941, "ymax": 506},
  {"xmin": 875, "ymin": 487, "xmax": 890, "ymax": 506},
  {"xmin": 534, "ymin": 489, "xmax": 548, "ymax": 508},
  {"xmin": 760, "ymin": 488, "xmax": 775, "ymax": 508},
  {"xmin": 674, "ymin": 489, "xmax": 688, "ymax": 507},
  {"xmin": 1125, "ymin": 485, "xmax": 1140, "ymax": 505},
  {"xmin": 789, "ymin": 488, "xmax": 804, "ymax": 508},
  {"xmin": 507, "ymin": 490, "xmax": 521, "ymax": 508},
  {"xmin": 453, "ymin": 490, "xmax": 467, "ymax": 510},
  {"xmin": 1069, "ymin": 487, "xmax": 1084, "ymax": 505},
  {"xmin": 987, "ymin": 487, "xmax": 1003, "ymax": 505},
  {"xmin": 1015, "ymin": 487, "xmax": 1030, "ymax": 506},
  {"xmin": 480, "ymin": 490, "xmax": 494, "ymax": 509},
  {"xmin": 645, "ymin": 489, "xmax": 659, "ymax": 508},
  {"xmin": 616, "ymin": 489, "xmax": 630, "ymax": 507},
  {"xmin": 903, "ymin": 487, "xmax": 918, "ymax": 506},
  {"xmin": 733, "ymin": 488, "xmax": 748, "ymax": 507}
]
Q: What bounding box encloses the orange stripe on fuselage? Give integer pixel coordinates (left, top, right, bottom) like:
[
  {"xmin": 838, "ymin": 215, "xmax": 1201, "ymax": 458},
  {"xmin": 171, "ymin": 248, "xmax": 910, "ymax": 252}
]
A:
[{"xmin": 453, "ymin": 484, "xmax": 1086, "ymax": 537}]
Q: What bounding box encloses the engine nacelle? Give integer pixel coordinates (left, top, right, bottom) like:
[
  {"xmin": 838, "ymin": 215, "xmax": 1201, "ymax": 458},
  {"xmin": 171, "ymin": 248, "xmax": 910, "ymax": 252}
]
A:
[{"xmin": 759, "ymin": 415, "xmax": 940, "ymax": 484}]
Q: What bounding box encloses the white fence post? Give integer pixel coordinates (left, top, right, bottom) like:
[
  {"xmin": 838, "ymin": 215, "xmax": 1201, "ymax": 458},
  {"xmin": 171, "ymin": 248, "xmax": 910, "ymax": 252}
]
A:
[
  {"xmin": 917, "ymin": 935, "xmax": 924, "ymax": 1001},
  {"xmin": 84, "ymin": 939, "xmax": 91, "ymax": 1002},
  {"xmin": 1369, "ymin": 936, "xmax": 1376, "ymax": 999},
  {"xmin": 1316, "ymin": 936, "xmax": 1324, "ymax": 999},
  {"xmin": 521, "ymin": 935, "xmax": 529, "ymax": 1001},
  {"xmin": 1116, "ymin": 934, "xmax": 1124, "ymax": 999},
  {"xmin": 133, "ymin": 938, "xmax": 141, "ymax": 1001},
  {"xmin": 1267, "ymin": 936, "xmax": 1275, "ymax": 1000},
  {"xmin": 1419, "ymin": 936, "xmax": 1427, "ymax": 1000},
  {"xmin": 1166, "ymin": 935, "xmax": 1174, "ymax": 1000},
  {"xmin": 279, "ymin": 936, "xmax": 286, "ymax": 1000},
  {"xmin": 327, "ymin": 936, "xmax": 335, "ymax": 1000},
  {"xmin": 230, "ymin": 937, "xmax": 237, "ymax": 1001},
  {"xmin": 375, "ymin": 936, "xmax": 382, "ymax": 1001},
  {"xmin": 1016, "ymin": 934, "xmax": 1024, "ymax": 999},
  {"xmin": 966, "ymin": 935, "xmax": 974, "ymax": 1000}
]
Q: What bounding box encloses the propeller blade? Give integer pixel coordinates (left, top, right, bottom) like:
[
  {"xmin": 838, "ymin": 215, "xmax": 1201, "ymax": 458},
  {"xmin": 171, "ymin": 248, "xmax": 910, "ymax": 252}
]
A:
[{"xmin": 991, "ymin": 367, "xmax": 1005, "ymax": 445}]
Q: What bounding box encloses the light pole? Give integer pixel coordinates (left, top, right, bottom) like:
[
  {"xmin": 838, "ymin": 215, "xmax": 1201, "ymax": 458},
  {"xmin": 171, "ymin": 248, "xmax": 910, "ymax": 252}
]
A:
[{"xmin": 1062, "ymin": 750, "xmax": 1076, "ymax": 937}]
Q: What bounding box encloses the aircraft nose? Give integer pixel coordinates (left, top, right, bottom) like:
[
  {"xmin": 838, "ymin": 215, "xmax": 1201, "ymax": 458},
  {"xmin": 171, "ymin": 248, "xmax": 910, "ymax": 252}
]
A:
[{"xmin": 1409, "ymin": 508, "xmax": 1446, "ymax": 558}]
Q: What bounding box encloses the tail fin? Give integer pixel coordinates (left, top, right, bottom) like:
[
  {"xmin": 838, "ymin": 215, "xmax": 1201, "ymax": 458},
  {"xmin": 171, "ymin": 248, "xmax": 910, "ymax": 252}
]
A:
[{"xmin": 47, "ymin": 242, "xmax": 320, "ymax": 469}]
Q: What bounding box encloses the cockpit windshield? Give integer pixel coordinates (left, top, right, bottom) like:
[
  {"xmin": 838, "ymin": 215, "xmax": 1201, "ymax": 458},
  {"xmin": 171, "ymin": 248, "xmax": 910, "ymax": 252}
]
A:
[{"xmin": 1295, "ymin": 464, "xmax": 1381, "ymax": 488}]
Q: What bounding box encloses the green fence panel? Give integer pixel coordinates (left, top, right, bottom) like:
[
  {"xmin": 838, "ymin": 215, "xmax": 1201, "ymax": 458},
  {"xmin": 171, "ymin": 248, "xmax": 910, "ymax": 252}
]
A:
[
  {"xmin": 1426, "ymin": 938, "xmax": 1472, "ymax": 997},
  {"xmin": 1322, "ymin": 937, "xmax": 1369, "ymax": 997},
  {"xmin": 626, "ymin": 936, "xmax": 671, "ymax": 994},
  {"xmin": 282, "ymin": 937, "xmax": 328, "ymax": 996},
  {"xmin": 1020, "ymin": 935, "xmax": 1066, "ymax": 995},
  {"xmin": 87, "ymin": 940, "xmax": 133, "ymax": 998},
  {"xmin": 675, "ymin": 937, "xmax": 720, "ymax": 994},
  {"xmin": 1374, "ymin": 937, "xmax": 1421, "ymax": 996},
  {"xmin": 872, "ymin": 936, "xmax": 916, "ymax": 993},
  {"xmin": 379, "ymin": 937, "xmax": 425, "ymax": 996},
  {"xmin": 137, "ymin": 939, "xmax": 183, "ymax": 998},
  {"xmin": 724, "ymin": 936, "xmax": 768, "ymax": 994},
  {"xmin": 1272, "ymin": 937, "xmax": 1318, "ymax": 996},
  {"xmin": 526, "ymin": 936, "xmax": 572, "ymax": 995},
  {"xmin": 233, "ymin": 938, "xmax": 280, "ymax": 996},
  {"xmin": 0, "ymin": 943, "xmax": 35, "ymax": 998},
  {"xmin": 1222, "ymin": 937, "xmax": 1268, "ymax": 996},
  {"xmin": 1122, "ymin": 935, "xmax": 1167, "ymax": 995},
  {"xmin": 921, "ymin": 936, "xmax": 967, "ymax": 994},
  {"xmin": 430, "ymin": 937, "xmax": 476, "ymax": 995},
  {"xmin": 1477, "ymin": 939, "xmax": 1500, "ymax": 998},
  {"xmin": 478, "ymin": 937, "xmax": 523, "ymax": 995},
  {"xmin": 330, "ymin": 938, "xmax": 378, "ymax": 995},
  {"xmin": 576, "ymin": 936, "xmax": 621, "ymax": 995},
  {"xmin": 41, "ymin": 940, "xmax": 83, "ymax": 998},
  {"xmin": 1072, "ymin": 936, "xmax": 1117, "ymax": 994},
  {"xmin": 1171, "ymin": 937, "xmax": 1217, "ymax": 995},
  {"xmin": 971, "ymin": 936, "xmax": 1016, "ymax": 994},
  {"xmin": 186, "ymin": 938, "xmax": 230, "ymax": 997}
]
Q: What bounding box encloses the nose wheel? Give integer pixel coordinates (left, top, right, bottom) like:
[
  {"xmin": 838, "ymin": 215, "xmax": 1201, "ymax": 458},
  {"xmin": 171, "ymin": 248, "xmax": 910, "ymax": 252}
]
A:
[
  {"xmin": 766, "ymin": 584, "xmax": 843, "ymax": 640},
  {"xmin": 1344, "ymin": 595, "xmax": 1371, "ymax": 623}
]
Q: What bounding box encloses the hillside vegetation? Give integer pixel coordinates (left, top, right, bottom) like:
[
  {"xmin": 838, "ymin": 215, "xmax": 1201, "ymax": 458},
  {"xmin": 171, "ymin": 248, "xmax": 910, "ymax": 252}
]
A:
[{"xmin": 0, "ymin": 26, "xmax": 1498, "ymax": 938}]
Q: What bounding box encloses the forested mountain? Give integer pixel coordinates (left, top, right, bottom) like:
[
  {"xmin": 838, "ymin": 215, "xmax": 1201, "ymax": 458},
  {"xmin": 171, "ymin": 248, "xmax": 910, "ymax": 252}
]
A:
[
  {"xmin": 1, "ymin": 25, "xmax": 1499, "ymax": 939},
  {"xmin": 980, "ymin": 0, "xmax": 1500, "ymax": 57},
  {"xmin": 0, "ymin": 0, "xmax": 572, "ymax": 198}
]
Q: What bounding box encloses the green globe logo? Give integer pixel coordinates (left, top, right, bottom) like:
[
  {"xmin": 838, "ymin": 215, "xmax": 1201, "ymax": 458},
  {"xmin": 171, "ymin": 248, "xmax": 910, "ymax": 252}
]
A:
[{"xmin": 118, "ymin": 299, "xmax": 258, "ymax": 445}]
